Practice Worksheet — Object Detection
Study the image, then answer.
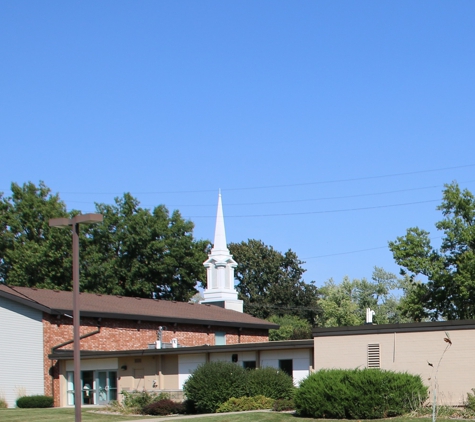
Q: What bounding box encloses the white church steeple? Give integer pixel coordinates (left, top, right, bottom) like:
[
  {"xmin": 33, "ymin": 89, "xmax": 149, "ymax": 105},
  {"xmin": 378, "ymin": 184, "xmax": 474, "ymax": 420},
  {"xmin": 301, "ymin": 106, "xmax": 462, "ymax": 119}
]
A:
[
  {"xmin": 201, "ymin": 192, "xmax": 243, "ymax": 313},
  {"xmin": 211, "ymin": 191, "xmax": 228, "ymax": 254}
]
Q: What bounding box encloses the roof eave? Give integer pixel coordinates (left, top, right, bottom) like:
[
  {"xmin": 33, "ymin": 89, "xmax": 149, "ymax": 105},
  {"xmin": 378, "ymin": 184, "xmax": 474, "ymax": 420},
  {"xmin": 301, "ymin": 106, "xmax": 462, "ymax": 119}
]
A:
[
  {"xmin": 0, "ymin": 289, "xmax": 52, "ymax": 314},
  {"xmin": 74, "ymin": 311, "xmax": 278, "ymax": 330},
  {"xmin": 49, "ymin": 339, "xmax": 314, "ymax": 360},
  {"xmin": 313, "ymin": 319, "xmax": 475, "ymax": 337}
]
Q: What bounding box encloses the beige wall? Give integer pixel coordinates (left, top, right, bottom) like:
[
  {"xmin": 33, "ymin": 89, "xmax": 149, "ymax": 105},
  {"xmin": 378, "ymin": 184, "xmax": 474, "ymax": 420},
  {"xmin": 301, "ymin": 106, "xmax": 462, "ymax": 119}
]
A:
[
  {"xmin": 314, "ymin": 329, "xmax": 475, "ymax": 406},
  {"xmin": 118, "ymin": 355, "xmax": 179, "ymax": 397},
  {"xmin": 56, "ymin": 344, "xmax": 316, "ymax": 407},
  {"xmin": 58, "ymin": 355, "xmax": 181, "ymax": 406}
]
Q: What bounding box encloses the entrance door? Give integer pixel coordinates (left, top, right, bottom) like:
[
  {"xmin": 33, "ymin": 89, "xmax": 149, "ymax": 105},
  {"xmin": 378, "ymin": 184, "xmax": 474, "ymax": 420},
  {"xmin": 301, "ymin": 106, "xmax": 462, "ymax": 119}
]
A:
[{"xmin": 97, "ymin": 371, "xmax": 117, "ymax": 405}]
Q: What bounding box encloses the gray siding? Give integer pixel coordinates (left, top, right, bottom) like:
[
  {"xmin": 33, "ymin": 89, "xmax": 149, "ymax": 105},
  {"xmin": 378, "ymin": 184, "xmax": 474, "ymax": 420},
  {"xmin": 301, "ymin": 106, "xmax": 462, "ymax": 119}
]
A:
[{"xmin": 0, "ymin": 296, "xmax": 44, "ymax": 408}]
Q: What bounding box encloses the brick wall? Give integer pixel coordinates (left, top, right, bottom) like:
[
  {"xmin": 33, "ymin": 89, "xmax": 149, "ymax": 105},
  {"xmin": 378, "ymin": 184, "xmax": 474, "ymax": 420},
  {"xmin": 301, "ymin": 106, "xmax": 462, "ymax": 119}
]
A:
[{"xmin": 43, "ymin": 313, "xmax": 268, "ymax": 405}]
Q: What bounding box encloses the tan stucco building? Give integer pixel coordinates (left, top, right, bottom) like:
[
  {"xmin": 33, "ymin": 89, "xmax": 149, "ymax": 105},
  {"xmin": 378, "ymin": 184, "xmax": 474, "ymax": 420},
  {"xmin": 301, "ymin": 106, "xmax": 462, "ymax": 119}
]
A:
[{"xmin": 313, "ymin": 320, "xmax": 475, "ymax": 406}]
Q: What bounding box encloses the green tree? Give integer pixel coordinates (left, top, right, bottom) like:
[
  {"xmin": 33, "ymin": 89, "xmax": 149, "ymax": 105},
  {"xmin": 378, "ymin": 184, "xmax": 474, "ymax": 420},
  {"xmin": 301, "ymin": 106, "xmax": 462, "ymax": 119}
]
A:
[
  {"xmin": 0, "ymin": 181, "xmax": 72, "ymax": 288},
  {"xmin": 389, "ymin": 182, "xmax": 475, "ymax": 321},
  {"xmin": 228, "ymin": 239, "xmax": 320, "ymax": 323},
  {"xmin": 82, "ymin": 193, "xmax": 209, "ymax": 300},
  {"xmin": 267, "ymin": 314, "xmax": 312, "ymax": 340},
  {"xmin": 1, "ymin": 181, "xmax": 209, "ymax": 301},
  {"xmin": 316, "ymin": 267, "xmax": 410, "ymax": 327},
  {"xmin": 315, "ymin": 277, "xmax": 360, "ymax": 327}
]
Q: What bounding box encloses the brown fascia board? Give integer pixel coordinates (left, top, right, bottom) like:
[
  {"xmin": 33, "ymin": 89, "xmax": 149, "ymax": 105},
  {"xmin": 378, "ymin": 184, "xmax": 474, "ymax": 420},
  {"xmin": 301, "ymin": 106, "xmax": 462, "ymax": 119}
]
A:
[
  {"xmin": 49, "ymin": 339, "xmax": 314, "ymax": 361},
  {"xmin": 56, "ymin": 310, "xmax": 278, "ymax": 330},
  {"xmin": 313, "ymin": 319, "xmax": 475, "ymax": 337}
]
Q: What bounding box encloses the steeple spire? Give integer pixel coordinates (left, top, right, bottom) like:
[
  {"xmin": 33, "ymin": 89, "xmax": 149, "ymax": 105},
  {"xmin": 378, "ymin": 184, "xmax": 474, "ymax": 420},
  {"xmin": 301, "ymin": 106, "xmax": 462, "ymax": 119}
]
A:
[
  {"xmin": 212, "ymin": 191, "xmax": 229, "ymax": 254},
  {"xmin": 201, "ymin": 192, "xmax": 243, "ymax": 313}
]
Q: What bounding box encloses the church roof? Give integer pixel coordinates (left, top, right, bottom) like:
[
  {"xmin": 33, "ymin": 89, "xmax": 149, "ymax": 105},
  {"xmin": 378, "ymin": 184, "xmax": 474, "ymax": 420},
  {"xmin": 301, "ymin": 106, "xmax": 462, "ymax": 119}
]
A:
[{"xmin": 0, "ymin": 284, "xmax": 277, "ymax": 330}]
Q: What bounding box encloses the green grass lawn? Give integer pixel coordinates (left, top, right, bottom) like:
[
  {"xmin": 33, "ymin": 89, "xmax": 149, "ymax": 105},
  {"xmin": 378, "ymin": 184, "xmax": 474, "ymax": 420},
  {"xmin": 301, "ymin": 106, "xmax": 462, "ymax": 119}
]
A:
[
  {"xmin": 164, "ymin": 416, "xmax": 439, "ymax": 422},
  {"xmin": 0, "ymin": 407, "xmax": 156, "ymax": 422},
  {"xmin": 0, "ymin": 408, "xmax": 459, "ymax": 422}
]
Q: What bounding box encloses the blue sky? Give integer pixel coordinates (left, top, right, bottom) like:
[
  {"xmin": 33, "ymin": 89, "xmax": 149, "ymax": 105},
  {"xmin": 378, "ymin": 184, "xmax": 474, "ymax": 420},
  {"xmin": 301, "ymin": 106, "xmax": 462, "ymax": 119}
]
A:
[{"xmin": 2, "ymin": 1, "xmax": 475, "ymax": 287}]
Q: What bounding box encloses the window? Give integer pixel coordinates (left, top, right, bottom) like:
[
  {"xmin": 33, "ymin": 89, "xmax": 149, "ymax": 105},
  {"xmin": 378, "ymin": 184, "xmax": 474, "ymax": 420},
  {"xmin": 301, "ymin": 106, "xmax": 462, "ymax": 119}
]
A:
[
  {"xmin": 367, "ymin": 343, "xmax": 380, "ymax": 368},
  {"xmin": 215, "ymin": 331, "xmax": 226, "ymax": 346},
  {"xmin": 243, "ymin": 361, "xmax": 256, "ymax": 370},
  {"xmin": 279, "ymin": 359, "xmax": 293, "ymax": 377}
]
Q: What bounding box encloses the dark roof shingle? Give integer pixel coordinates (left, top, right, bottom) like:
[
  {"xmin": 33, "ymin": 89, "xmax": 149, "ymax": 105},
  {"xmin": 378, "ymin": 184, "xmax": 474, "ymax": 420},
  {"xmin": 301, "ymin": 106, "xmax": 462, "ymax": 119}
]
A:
[{"xmin": 0, "ymin": 285, "xmax": 277, "ymax": 330}]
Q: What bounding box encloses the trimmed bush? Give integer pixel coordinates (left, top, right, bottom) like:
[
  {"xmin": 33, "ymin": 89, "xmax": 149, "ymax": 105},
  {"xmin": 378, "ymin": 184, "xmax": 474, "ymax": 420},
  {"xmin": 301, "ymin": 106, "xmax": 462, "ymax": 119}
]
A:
[
  {"xmin": 182, "ymin": 399, "xmax": 196, "ymax": 414},
  {"xmin": 247, "ymin": 367, "xmax": 295, "ymax": 399},
  {"xmin": 295, "ymin": 368, "xmax": 427, "ymax": 419},
  {"xmin": 273, "ymin": 398, "xmax": 295, "ymax": 412},
  {"xmin": 217, "ymin": 395, "xmax": 274, "ymax": 413},
  {"xmin": 120, "ymin": 390, "xmax": 170, "ymax": 414},
  {"xmin": 16, "ymin": 395, "xmax": 54, "ymax": 408},
  {"xmin": 183, "ymin": 361, "xmax": 247, "ymax": 413},
  {"xmin": 143, "ymin": 399, "xmax": 185, "ymax": 415}
]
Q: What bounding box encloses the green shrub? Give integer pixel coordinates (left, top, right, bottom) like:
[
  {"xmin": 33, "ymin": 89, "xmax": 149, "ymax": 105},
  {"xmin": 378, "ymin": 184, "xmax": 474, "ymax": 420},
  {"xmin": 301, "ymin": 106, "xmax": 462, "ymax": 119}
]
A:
[
  {"xmin": 16, "ymin": 395, "xmax": 54, "ymax": 408},
  {"xmin": 295, "ymin": 368, "xmax": 427, "ymax": 419},
  {"xmin": 183, "ymin": 361, "xmax": 247, "ymax": 413},
  {"xmin": 217, "ymin": 395, "xmax": 274, "ymax": 412},
  {"xmin": 120, "ymin": 390, "xmax": 170, "ymax": 413},
  {"xmin": 273, "ymin": 398, "xmax": 295, "ymax": 412},
  {"xmin": 182, "ymin": 399, "xmax": 196, "ymax": 414},
  {"xmin": 247, "ymin": 367, "xmax": 295, "ymax": 399},
  {"xmin": 142, "ymin": 399, "xmax": 185, "ymax": 415},
  {"xmin": 466, "ymin": 388, "xmax": 475, "ymax": 411}
]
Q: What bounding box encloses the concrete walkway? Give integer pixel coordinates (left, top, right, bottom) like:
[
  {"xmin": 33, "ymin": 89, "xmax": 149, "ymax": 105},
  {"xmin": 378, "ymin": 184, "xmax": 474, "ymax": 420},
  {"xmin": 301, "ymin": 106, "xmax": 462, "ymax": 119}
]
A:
[{"xmin": 123, "ymin": 409, "xmax": 273, "ymax": 422}]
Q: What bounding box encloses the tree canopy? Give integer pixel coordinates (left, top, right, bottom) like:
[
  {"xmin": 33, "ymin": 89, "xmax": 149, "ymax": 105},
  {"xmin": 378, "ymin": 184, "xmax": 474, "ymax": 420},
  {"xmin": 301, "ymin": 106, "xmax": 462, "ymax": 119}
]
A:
[
  {"xmin": 389, "ymin": 182, "xmax": 475, "ymax": 320},
  {"xmin": 267, "ymin": 314, "xmax": 312, "ymax": 341},
  {"xmin": 316, "ymin": 267, "xmax": 410, "ymax": 327},
  {"xmin": 0, "ymin": 181, "xmax": 72, "ymax": 290},
  {"xmin": 0, "ymin": 181, "xmax": 208, "ymax": 301},
  {"xmin": 229, "ymin": 239, "xmax": 320, "ymax": 323}
]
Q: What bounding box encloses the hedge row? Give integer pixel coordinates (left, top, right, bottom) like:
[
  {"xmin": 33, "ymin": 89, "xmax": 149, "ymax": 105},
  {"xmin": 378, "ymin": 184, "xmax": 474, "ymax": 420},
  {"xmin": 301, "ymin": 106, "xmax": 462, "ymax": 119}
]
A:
[
  {"xmin": 295, "ymin": 368, "xmax": 427, "ymax": 419},
  {"xmin": 16, "ymin": 395, "xmax": 54, "ymax": 408},
  {"xmin": 184, "ymin": 362, "xmax": 428, "ymax": 418}
]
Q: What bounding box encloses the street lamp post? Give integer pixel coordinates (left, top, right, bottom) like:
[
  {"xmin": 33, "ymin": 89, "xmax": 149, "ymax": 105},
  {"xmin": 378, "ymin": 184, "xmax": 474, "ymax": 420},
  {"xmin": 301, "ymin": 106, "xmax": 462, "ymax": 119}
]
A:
[{"xmin": 49, "ymin": 214, "xmax": 103, "ymax": 422}]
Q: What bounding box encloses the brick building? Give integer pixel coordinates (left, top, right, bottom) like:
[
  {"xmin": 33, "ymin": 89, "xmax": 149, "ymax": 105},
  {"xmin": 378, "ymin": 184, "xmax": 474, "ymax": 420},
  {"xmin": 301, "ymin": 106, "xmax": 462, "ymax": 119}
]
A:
[
  {"xmin": 0, "ymin": 284, "xmax": 277, "ymax": 407},
  {"xmin": 0, "ymin": 193, "xmax": 299, "ymax": 408}
]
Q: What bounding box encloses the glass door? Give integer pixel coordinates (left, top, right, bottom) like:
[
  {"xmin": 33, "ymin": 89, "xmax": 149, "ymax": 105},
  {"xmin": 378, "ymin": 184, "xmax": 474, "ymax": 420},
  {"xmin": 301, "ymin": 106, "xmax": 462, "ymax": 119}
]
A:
[
  {"xmin": 82, "ymin": 371, "xmax": 95, "ymax": 405},
  {"xmin": 108, "ymin": 372, "xmax": 117, "ymax": 401},
  {"xmin": 66, "ymin": 371, "xmax": 75, "ymax": 405},
  {"xmin": 97, "ymin": 371, "xmax": 117, "ymax": 404},
  {"xmin": 97, "ymin": 372, "xmax": 107, "ymax": 405}
]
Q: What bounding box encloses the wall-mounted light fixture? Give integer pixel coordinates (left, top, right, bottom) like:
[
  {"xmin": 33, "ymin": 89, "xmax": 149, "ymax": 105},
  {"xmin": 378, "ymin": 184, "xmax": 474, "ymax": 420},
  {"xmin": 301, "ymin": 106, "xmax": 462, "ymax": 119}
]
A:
[{"xmin": 121, "ymin": 365, "xmax": 127, "ymax": 371}]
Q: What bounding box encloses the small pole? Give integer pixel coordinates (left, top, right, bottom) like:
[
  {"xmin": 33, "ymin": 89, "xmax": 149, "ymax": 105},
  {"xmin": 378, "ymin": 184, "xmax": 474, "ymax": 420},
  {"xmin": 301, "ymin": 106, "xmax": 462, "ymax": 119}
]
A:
[
  {"xmin": 49, "ymin": 213, "xmax": 103, "ymax": 422},
  {"xmin": 72, "ymin": 222, "xmax": 81, "ymax": 422}
]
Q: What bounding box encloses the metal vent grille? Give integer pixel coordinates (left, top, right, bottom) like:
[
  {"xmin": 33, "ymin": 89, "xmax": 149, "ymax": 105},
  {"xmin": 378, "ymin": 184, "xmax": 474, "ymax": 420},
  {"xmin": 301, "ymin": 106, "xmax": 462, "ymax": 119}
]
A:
[{"xmin": 367, "ymin": 343, "xmax": 380, "ymax": 368}]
